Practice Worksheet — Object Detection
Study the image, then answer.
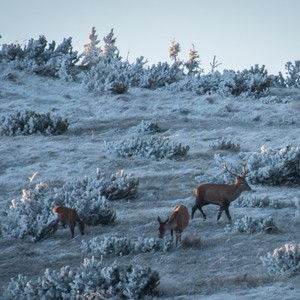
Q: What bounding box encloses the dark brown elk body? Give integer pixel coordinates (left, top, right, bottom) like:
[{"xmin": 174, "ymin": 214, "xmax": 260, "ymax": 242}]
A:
[
  {"xmin": 191, "ymin": 163, "xmax": 251, "ymax": 222},
  {"xmin": 53, "ymin": 205, "xmax": 84, "ymax": 238},
  {"xmin": 157, "ymin": 204, "xmax": 189, "ymax": 245}
]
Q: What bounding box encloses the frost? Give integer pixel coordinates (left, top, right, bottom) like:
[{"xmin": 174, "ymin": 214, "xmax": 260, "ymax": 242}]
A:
[
  {"xmin": 2, "ymin": 257, "xmax": 160, "ymax": 299},
  {"xmin": 261, "ymin": 243, "xmax": 300, "ymax": 275},
  {"xmin": 82, "ymin": 236, "xmax": 172, "ymax": 257},
  {"xmin": 227, "ymin": 216, "xmax": 278, "ymax": 234},
  {"xmin": 105, "ymin": 136, "xmax": 190, "ymax": 160}
]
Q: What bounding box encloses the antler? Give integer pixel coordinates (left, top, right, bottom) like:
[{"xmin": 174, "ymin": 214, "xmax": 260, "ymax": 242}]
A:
[
  {"xmin": 240, "ymin": 161, "xmax": 250, "ymax": 177},
  {"xmin": 223, "ymin": 162, "xmax": 239, "ymax": 177}
]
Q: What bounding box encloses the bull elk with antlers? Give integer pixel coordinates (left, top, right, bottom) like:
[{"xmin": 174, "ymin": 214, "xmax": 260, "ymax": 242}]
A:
[{"xmin": 191, "ymin": 162, "xmax": 251, "ymax": 222}]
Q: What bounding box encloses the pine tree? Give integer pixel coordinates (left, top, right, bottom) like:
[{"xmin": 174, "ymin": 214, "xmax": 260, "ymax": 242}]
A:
[
  {"xmin": 102, "ymin": 28, "xmax": 119, "ymax": 62},
  {"xmin": 81, "ymin": 26, "xmax": 101, "ymax": 68},
  {"xmin": 169, "ymin": 39, "xmax": 181, "ymax": 62},
  {"xmin": 185, "ymin": 44, "xmax": 202, "ymax": 75}
]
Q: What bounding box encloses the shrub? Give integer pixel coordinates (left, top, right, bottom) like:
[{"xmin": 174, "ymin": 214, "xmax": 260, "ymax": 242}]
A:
[
  {"xmin": 82, "ymin": 236, "xmax": 171, "ymax": 257},
  {"xmin": 0, "ymin": 182, "xmax": 55, "ymax": 240},
  {"xmin": 53, "ymin": 170, "xmax": 138, "ymax": 224},
  {"xmin": 210, "ymin": 137, "xmax": 240, "ymax": 152},
  {"xmin": 227, "ymin": 216, "xmax": 277, "ymax": 234},
  {"xmin": 134, "ymin": 120, "xmax": 162, "ymax": 134},
  {"xmin": 284, "ymin": 61, "xmax": 300, "ymax": 88},
  {"xmin": 234, "ymin": 195, "xmax": 296, "ymax": 209},
  {"xmin": 139, "ymin": 61, "xmax": 184, "ymax": 89},
  {"xmin": 247, "ymin": 145, "xmax": 300, "ymax": 186},
  {"xmin": 223, "ymin": 65, "xmax": 271, "ymax": 98},
  {"xmin": 0, "ymin": 36, "xmax": 79, "ymax": 80},
  {"xmin": 105, "ymin": 136, "xmax": 189, "ymax": 160},
  {"xmin": 0, "ymin": 170, "xmax": 137, "ymax": 240},
  {"xmin": 1, "ymin": 257, "xmax": 160, "ymax": 299},
  {"xmin": 98, "ymin": 169, "xmax": 139, "ymax": 201},
  {"xmin": 0, "ymin": 110, "xmax": 68, "ymax": 136},
  {"xmin": 261, "ymin": 243, "xmax": 300, "ymax": 275}
]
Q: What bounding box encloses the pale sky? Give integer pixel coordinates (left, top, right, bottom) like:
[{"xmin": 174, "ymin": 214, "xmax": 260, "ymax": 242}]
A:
[{"xmin": 1, "ymin": 0, "xmax": 300, "ymax": 74}]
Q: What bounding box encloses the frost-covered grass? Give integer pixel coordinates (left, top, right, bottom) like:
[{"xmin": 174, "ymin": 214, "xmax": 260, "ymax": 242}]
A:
[
  {"xmin": 82, "ymin": 236, "xmax": 172, "ymax": 257},
  {"xmin": 105, "ymin": 136, "xmax": 190, "ymax": 160},
  {"xmin": 2, "ymin": 257, "xmax": 160, "ymax": 300},
  {"xmin": 261, "ymin": 243, "xmax": 300, "ymax": 275}
]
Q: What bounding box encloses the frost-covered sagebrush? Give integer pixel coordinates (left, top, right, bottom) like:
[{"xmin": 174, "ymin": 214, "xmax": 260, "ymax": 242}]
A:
[
  {"xmin": 105, "ymin": 136, "xmax": 189, "ymax": 160},
  {"xmin": 227, "ymin": 216, "xmax": 277, "ymax": 234},
  {"xmin": 82, "ymin": 236, "xmax": 171, "ymax": 257},
  {"xmin": 247, "ymin": 145, "xmax": 300, "ymax": 186},
  {"xmin": 2, "ymin": 257, "xmax": 160, "ymax": 300},
  {"xmin": 134, "ymin": 120, "xmax": 162, "ymax": 134},
  {"xmin": 0, "ymin": 169, "xmax": 137, "ymax": 239},
  {"xmin": 210, "ymin": 137, "xmax": 241, "ymax": 152},
  {"xmin": 261, "ymin": 243, "xmax": 300, "ymax": 275},
  {"xmin": 0, "ymin": 182, "xmax": 54, "ymax": 240},
  {"xmin": 234, "ymin": 194, "xmax": 296, "ymax": 209},
  {"xmin": 0, "ymin": 110, "xmax": 68, "ymax": 136}
]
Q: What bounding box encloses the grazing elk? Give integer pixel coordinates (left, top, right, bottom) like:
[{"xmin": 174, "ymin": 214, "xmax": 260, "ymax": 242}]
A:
[
  {"xmin": 53, "ymin": 205, "xmax": 84, "ymax": 238},
  {"xmin": 191, "ymin": 162, "xmax": 251, "ymax": 222},
  {"xmin": 157, "ymin": 204, "xmax": 189, "ymax": 245}
]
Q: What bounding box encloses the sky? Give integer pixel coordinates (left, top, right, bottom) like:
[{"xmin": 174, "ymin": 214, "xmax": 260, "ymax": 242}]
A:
[{"xmin": 1, "ymin": 0, "xmax": 300, "ymax": 75}]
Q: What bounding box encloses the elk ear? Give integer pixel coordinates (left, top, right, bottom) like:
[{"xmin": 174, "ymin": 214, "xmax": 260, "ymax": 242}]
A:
[{"xmin": 157, "ymin": 216, "xmax": 161, "ymax": 223}]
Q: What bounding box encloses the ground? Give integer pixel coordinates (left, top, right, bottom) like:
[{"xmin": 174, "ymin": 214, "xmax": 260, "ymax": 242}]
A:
[{"xmin": 0, "ymin": 68, "xmax": 300, "ymax": 299}]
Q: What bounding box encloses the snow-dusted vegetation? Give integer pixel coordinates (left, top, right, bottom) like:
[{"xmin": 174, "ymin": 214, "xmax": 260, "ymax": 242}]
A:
[{"xmin": 1, "ymin": 28, "xmax": 300, "ymax": 299}]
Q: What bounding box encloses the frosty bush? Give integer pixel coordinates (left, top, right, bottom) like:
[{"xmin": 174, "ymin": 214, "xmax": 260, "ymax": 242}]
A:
[
  {"xmin": 139, "ymin": 61, "xmax": 184, "ymax": 89},
  {"xmin": 223, "ymin": 65, "xmax": 271, "ymax": 98},
  {"xmin": 105, "ymin": 136, "xmax": 189, "ymax": 160},
  {"xmin": 0, "ymin": 35, "xmax": 79, "ymax": 80},
  {"xmin": 261, "ymin": 243, "xmax": 300, "ymax": 275},
  {"xmin": 210, "ymin": 137, "xmax": 240, "ymax": 152},
  {"xmin": 284, "ymin": 61, "xmax": 300, "ymax": 88},
  {"xmin": 53, "ymin": 170, "xmax": 138, "ymax": 225},
  {"xmin": 98, "ymin": 169, "xmax": 139, "ymax": 201},
  {"xmin": 234, "ymin": 195, "xmax": 271, "ymax": 208},
  {"xmin": 0, "ymin": 182, "xmax": 54, "ymax": 240},
  {"xmin": 227, "ymin": 216, "xmax": 277, "ymax": 234},
  {"xmin": 0, "ymin": 110, "xmax": 68, "ymax": 136},
  {"xmin": 134, "ymin": 120, "xmax": 162, "ymax": 134},
  {"xmin": 2, "ymin": 257, "xmax": 160, "ymax": 299},
  {"xmin": 82, "ymin": 236, "xmax": 171, "ymax": 257},
  {"xmin": 0, "ymin": 169, "xmax": 135, "ymax": 239},
  {"xmin": 234, "ymin": 195, "xmax": 296, "ymax": 209},
  {"xmin": 247, "ymin": 145, "xmax": 300, "ymax": 186}
]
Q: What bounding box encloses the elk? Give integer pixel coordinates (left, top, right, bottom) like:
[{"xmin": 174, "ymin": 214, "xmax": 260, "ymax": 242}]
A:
[
  {"xmin": 53, "ymin": 205, "xmax": 84, "ymax": 238},
  {"xmin": 157, "ymin": 204, "xmax": 189, "ymax": 245},
  {"xmin": 191, "ymin": 162, "xmax": 251, "ymax": 222}
]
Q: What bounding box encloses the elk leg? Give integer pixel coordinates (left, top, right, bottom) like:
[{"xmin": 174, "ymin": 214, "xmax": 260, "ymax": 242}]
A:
[
  {"xmin": 69, "ymin": 221, "xmax": 76, "ymax": 238},
  {"xmin": 224, "ymin": 205, "xmax": 232, "ymax": 223},
  {"xmin": 217, "ymin": 207, "xmax": 224, "ymax": 221},
  {"xmin": 192, "ymin": 205, "xmax": 206, "ymax": 220},
  {"xmin": 175, "ymin": 230, "xmax": 182, "ymax": 246},
  {"xmin": 170, "ymin": 229, "xmax": 174, "ymax": 242}
]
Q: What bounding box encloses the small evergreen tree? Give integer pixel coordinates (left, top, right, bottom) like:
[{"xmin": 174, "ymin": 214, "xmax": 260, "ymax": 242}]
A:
[
  {"xmin": 102, "ymin": 28, "xmax": 119, "ymax": 62},
  {"xmin": 185, "ymin": 44, "xmax": 202, "ymax": 75},
  {"xmin": 80, "ymin": 26, "xmax": 101, "ymax": 69},
  {"xmin": 169, "ymin": 39, "xmax": 181, "ymax": 62}
]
